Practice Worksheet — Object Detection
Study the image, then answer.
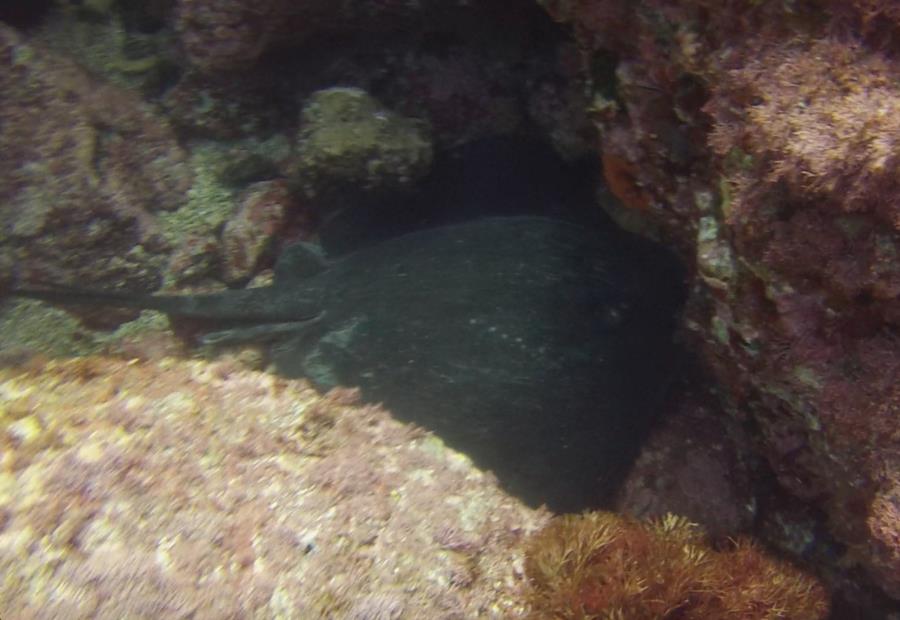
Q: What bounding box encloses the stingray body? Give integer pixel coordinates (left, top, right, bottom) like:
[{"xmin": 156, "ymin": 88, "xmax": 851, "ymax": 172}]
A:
[{"xmin": 12, "ymin": 216, "xmax": 682, "ymax": 510}]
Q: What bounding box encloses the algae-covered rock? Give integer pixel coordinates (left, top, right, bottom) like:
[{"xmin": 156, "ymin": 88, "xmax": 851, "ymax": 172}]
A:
[
  {"xmin": 541, "ymin": 0, "xmax": 900, "ymax": 608},
  {"xmin": 219, "ymin": 179, "xmax": 293, "ymax": 284},
  {"xmin": 293, "ymin": 87, "xmax": 433, "ymax": 197},
  {"xmin": 0, "ymin": 356, "xmax": 547, "ymax": 618},
  {"xmin": 174, "ymin": 0, "xmax": 444, "ymax": 74},
  {"xmin": 0, "ymin": 22, "xmax": 190, "ymax": 292}
]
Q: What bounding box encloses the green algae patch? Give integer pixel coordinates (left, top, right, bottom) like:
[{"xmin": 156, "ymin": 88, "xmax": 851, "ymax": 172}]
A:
[{"xmin": 293, "ymin": 87, "xmax": 433, "ymax": 197}]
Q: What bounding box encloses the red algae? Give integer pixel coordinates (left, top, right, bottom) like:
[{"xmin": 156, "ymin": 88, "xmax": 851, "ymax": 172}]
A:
[
  {"xmin": 0, "ymin": 356, "xmax": 547, "ymax": 618},
  {"xmin": 524, "ymin": 511, "xmax": 829, "ymax": 619},
  {"xmin": 540, "ymin": 0, "xmax": 900, "ymax": 604}
]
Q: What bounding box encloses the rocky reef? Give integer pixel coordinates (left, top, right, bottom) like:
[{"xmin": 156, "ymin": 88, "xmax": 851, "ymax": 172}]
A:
[
  {"xmin": 0, "ymin": 356, "xmax": 546, "ymax": 618},
  {"xmin": 290, "ymin": 87, "xmax": 433, "ymax": 198},
  {"xmin": 0, "ymin": 22, "xmax": 190, "ymax": 293},
  {"xmin": 0, "ymin": 0, "xmax": 898, "ymax": 615},
  {"xmin": 534, "ymin": 0, "xmax": 900, "ymax": 607}
]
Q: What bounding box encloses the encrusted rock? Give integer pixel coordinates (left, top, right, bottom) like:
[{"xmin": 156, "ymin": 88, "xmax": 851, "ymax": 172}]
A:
[
  {"xmin": 174, "ymin": 0, "xmax": 447, "ymax": 74},
  {"xmin": 292, "ymin": 87, "xmax": 433, "ymax": 197},
  {"xmin": 220, "ymin": 179, "xmax": 293, "ymax": 284},
  {"xmin": 615, "ymin": 383, "xmax": 758, "ymax": 540},
  {"xmin": 541, "ymin": 0, "xmax": 900, "ymax": 606},
  {"xmin": 0, "ymin": 23, "xmax": 191, "ymax": 291},
  {"xmin": 0, "ymin": 356, "xmax": 547, "ymax": 618}
]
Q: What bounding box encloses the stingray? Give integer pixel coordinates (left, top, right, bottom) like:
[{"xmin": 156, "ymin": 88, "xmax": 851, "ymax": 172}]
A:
[{"xmin": 10, "ymin": 216, "xmax": 683, "ymax": 510}]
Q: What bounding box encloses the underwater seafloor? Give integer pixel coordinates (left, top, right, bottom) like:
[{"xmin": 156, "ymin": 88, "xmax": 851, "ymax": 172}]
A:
[{"xmin": 0, "ymin": 1, "xmax": 898, "ymax": 618}]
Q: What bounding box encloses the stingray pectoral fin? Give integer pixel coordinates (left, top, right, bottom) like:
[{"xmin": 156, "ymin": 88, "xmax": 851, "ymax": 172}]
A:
[
  {"xmin": 201, "ymin": 315, "xmax": 323, "ymax": 346},
  {"xmin": 272, "ymin": 316, "xmax": 366, "ymax": 385}
]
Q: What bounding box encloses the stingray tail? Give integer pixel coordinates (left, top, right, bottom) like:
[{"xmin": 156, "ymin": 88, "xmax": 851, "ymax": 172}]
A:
[
  {"xmin": 10, "ymin": 282, "xmax": 321, "ymax": 323},
  {"xmin": 10, "ymin": 284, "xmax": 184, "ymax": 312}
]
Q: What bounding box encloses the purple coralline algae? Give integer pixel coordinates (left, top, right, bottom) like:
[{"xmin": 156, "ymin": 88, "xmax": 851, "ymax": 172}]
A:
[{"xmin": 0, "ymin": 356, "xmax": 547, "ymax": 618}]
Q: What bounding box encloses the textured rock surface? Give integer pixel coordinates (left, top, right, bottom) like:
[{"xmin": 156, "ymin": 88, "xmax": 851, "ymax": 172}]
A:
[
  {"xmin": 174, "ymin": 0, "xmax": 449, "ymax": 74},
  {"xmin": 162, "ymin": 69, "xmax": 294, "ymax": 139},
  {"xmin": 614, "ymin": 380, "xmax": 758, "ymax": 541},
  {"xmin": 0, "ymin": 356, "xmax": 547, "ymax": 618},
  {"xmin": 174, "ymin": 0, "xmax": 332, "ymax": 73},
  {"xmin": 220, "ymin": 179, "xmax": 293, "ymax": 284},
  {"xmin": 0, "ymin": 22, "xmax": 191, "ymax": 292},
  {"xmin": 292, "ymin": 88, "xmax": 433, "ymax": 197},
  {"xmin": 376, "ymin": 45, "xmax": 525, "ymax": 149},
  {"xmin": 170, "ymin": 0, "xmax": 574, "ymax": 152},
  {"xmin": 539, "ymin": 0, "xmax": 900, "ymax": 603}
]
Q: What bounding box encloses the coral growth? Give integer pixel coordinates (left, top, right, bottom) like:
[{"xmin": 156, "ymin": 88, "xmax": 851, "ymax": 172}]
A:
[
  {"xmin": 524, "ymin": 511, "xmax": 829, "ymax": 619},
  {"xmin": 0, "ymin": 356, "xmax": 547, "ymax": 618},
  {"xmin": 169, "ymin": 0, "xmax": 572, "ymax": 151}
]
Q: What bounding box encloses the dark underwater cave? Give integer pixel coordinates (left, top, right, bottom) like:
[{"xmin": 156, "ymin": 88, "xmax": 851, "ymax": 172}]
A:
[
  {"xmin": 315, "ymin": 134, "xmax": 689, "ymax": 513},
  {"xmin": 4, "ymin": 1, "xmax": 900, "ymax": 614},
  {"xmin": 298, "ymin": 2, "xmax": 692, "ymax": 514},
  {"xmin": 0, "ymin": 0, "xmax": 689, "ymax": 515},
  {"xmin": 0, "ymin": 0, "xmax": 55, "ymax": 29}
]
